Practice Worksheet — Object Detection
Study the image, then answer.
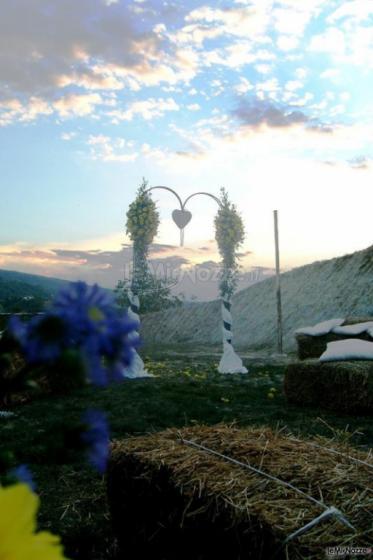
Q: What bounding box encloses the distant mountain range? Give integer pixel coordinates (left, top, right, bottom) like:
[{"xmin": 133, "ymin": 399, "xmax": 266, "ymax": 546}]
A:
[
  {"xmin": 0, "ymin": 262, "xmax": 274, "ymax": 310},
  {"xmin": 0, "ymin": 270, "xmax": 124, "ymax": 314},
  {"xmin": 141, "ymin": 245, "xmax": 373, "ymax": 352},
  {"xmin": 0, "ymin": 270, "xmax": 71, "ymax": 313},
  {"xmin": 0, "ymin": 269, "xmax": 70, "ymax": 296}
]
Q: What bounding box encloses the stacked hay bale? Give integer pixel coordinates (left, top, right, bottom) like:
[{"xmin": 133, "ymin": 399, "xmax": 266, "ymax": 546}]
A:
[
  {"xmin": 107, "ymin": 424, "xmax": 372, "ymax": 560},
  {"xmin": 286, "ymin": 317, "xmax": 373, "ymax": 414},
  {"xmin": 284, "ymin": 360, "xmax": 373, "ymax": 414},
  {"xmin": 296, "ymin": 317, "xmax": 373, "ymax": 360}
]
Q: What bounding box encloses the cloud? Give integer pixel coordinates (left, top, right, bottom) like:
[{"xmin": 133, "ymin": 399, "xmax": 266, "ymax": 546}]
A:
[
  {"xmin": 202, "ymin": 43, "xmax": 273, "ymax": 69},
  {"xmin": 108, "ymin": 97, "xmax": 179, "ymax": 122},
  {"xmin": 184, "ymin": 5, "xmax": 271, "ymax": 39},
  {"xmin": 0, "ymin": 92, "xmax": 107, "ymax": 125},
  {"xmin": 309, "ymin": 27, "xmax": 346, "ymax": 55},
  {"xmin": 61, "ymin": 131, "xmax": 77, "ymax": 141},
  {"xmin": 328, "ymin": 1, "xmax": 373, "ymax": 23},
  {"xmin": 0, "ymin": 242, "xmax": 256, "ymax": 299},
  {"xmin": 232, "ymin": 97, "xmax": 308, "ymax": 129},
  {"xmin": 88, "ymin": 135, "xmax": 138, "ymax": 162},
  {"xmin": 0, "ymin": 0, "xmax": 201, "ymax": 118},
  {"xmin": 320, "ymin": 68, "xmax": 340, "ymax": 79},
  {"xmin": 348, "ymin": 155, "xmax": 371, "ymax": 169},
  {"xmin": 295, "ymin": 68, "xmax": 308, "ymax": 79},
  {"xmin": 255, "ymin": 63, "xmax": 273, "ymax": 75},
  {"xmin": 148, "ymin": 244, "xmax": 177, "ymax": 255},
  {"xmin": 56, "ymin": 69, "xmax": 124, "ymax": 91},
  {"xmin": 146, "ymin": 98, "xmax": 373, "ymax": 180},
  {"xmin": 285, "ymin": 80, "xmax": 304, "ymax": 91},
  {"xmin": 308, "ymin": 13, "xmax": 373, "ymax": 69},
  {"xmin": 234, "ymin": 77, "xmax": 254, "ymax": 94},
  {"xmin": 0, "ymin": 96, "xmax": 53, "ymax": 126},
  {"xmin": 283, "ymin": 91, "xmax": 314, "ymax": 107},
  {"xmin": 273, "ymin": 0, "xmax": 327, "ymax": 36},
  {"xmin": 0, "ymin": 0, "xmax": 139, "ymax": 94},
  {"xmin": 167, "ymin": 22, "xmax": 226, "ymax": 46},
  {"xmin": 53, "ymin": 93, "xmax": 104, "ymax": 117},
  {"xmin": 0, "ymin": 0, "xmax": 357, "ymax": 131},
  {"xmin": 136, "ymin": 91, "xmax": 347, "ymax": 172},
  {"xmin": 187, "ymin": 103, "xmax": 201, "ymax": 111},
  {"xmin": 277, "ymin": 35, "xmax": 299, "ymax": 51}
]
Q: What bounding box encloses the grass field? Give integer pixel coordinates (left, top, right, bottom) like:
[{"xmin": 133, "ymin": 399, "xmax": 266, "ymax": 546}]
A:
[{"xmin": 1, "ymin": 354, "xmax": 372, "ymax": 560}]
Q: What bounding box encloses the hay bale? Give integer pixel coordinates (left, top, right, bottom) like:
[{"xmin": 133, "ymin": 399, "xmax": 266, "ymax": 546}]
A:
[
  {"xmin": 296, "ymin": 317, "xmax": 373, "ymax": 360},
  {"xmin": 107, "ymin": 425, "xmax": 372, "ymax": 560},
  {"xmin": 284, "ymin": 360, "xmax": 373, "ymax": 414}
]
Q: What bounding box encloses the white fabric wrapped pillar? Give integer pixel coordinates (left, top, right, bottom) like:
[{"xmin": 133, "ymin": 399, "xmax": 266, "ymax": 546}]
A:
[
  {"xmin": 122, "ymin": 290, "xmax": 152, "ymax": 379},
  {"xmin": 218, "ymin": 297, "xmax": 248, "ymax": 374}
]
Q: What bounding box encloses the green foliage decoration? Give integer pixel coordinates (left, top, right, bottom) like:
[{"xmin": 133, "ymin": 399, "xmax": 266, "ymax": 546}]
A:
[
  {"xmin": 125, "ymin": 179, "xmax": 160, "ymax": 294},
  {"xmin": 115, "ymin": 277, "xmax": 183, "ymax": 314},
  {"xmin": 214, "ymin": 188, "xmax": 245, "ymax": 299},
  {"xmin": 123, "ymin": 179, "xmax": 184, "ymax": 311},
  {"xmin": 126, "ymin": 179, "xmax": 159, "ymax": 249}
]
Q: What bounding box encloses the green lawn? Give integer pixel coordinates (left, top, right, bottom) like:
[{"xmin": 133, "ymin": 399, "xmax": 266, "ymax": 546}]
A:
[{"xmin": 1, "ymin": 355, "xmax": 372, "ymax": 560}]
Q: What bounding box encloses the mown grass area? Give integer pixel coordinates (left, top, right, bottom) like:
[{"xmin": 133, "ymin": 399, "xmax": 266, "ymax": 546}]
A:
[{"xmin": 1, "ymin": 355, "xmax": 372, "ymax": 560}]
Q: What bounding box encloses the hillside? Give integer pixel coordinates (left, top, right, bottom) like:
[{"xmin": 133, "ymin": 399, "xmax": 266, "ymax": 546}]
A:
[
  {"xmin": 0, "ymin": 269, "xmax": 70, "ymax": 296},
  {"xmin": 0, "ymin": 277, "xmax": 49, "ymax": 312},
  {"xmin": 0, "ymin": 270, "xmax": 72, "ymax": 313},
  {"xmin": 0, "ymin": 270, "xmax": 117, "ymax": 314},
  {"xmin": 141, "ymin": 245, "xmax": 373, "ymax": 352}
]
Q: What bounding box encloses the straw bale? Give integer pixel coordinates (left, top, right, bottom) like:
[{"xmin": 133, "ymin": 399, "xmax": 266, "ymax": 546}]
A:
[
  {"xmin": 108, "ymin": 424, "xmax": 373, "ymax": 559},
  {"xmin": 284, "ymin": 360, "xmax": 373, "ymax": 414}
]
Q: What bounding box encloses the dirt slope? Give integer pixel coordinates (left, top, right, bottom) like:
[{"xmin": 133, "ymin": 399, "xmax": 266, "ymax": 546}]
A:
[{"xmin": 142, "ymin": 245, "xmax": 373, "ymax": 352}]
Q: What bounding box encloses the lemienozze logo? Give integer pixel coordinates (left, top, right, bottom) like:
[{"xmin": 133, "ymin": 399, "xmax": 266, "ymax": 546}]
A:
[{"xmin": 326, "ymin": 546, "xmax": 372, "ymax": 557}]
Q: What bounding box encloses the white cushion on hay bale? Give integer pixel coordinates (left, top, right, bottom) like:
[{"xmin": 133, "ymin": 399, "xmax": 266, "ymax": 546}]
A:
[
  {"xmin": 295, "ymin": 318, "xmax": 344, "ymax": 336},
  {"xmin": 320, "ymin": 339, "xmax": 373, "ymax": 362},
  {"xmin": 296, "ymin": 318, "xmax": 373, "ymax": 338},
  {"xmin": 332, "ymin": 321, "xmax": 373, "ymax": 337}
]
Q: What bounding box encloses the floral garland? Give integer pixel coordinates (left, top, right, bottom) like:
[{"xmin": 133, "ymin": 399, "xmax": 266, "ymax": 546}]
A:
[
  {"xmin": 126, "ymin": 180, "xmax": 160, "ymax": 292},
  {"xmin": 214, "ymin": 188, "xmax": 245, "ymax": 299}
]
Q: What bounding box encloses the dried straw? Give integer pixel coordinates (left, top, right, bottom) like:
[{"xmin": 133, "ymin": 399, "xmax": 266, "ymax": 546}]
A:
[
  {"xmin": 108, "ymin": 424, "xmax": 373, "ymax": 559},
  {"xmin": 284, "ymin": 360, "xmax": 373, "ymax": 414}
]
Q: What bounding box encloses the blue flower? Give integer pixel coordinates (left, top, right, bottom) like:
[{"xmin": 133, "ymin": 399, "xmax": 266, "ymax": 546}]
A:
[
  {"xmin": 11, "ymin": 464, "xmax": 35, "ymax": 491},
  {"xmin": 81, "ymin": 410, "xmax": 109, "ymax": 474},
  {"xmin": 97, "ymin": 316, "xmax": 138, "ymax": 381},
  {"xmin": 9, "ymin": 282, "xmax": 138, "ymax": 386},
  {"xmin": 51, "ymin": 282, "xmax": 138, "ymax": 384},
  {"xmin": 51, "ymin": 282, "xmax": 118, "ymax": 344},
  {"xmin": 9, "ymin": 314, "xmax": 71, "ymax": 364}
]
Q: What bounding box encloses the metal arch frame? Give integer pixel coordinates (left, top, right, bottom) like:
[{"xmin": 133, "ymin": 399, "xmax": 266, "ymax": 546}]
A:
[
  {"xmin": 147, "ymin": 186, "xmax": 222, "ymax": 210},
  {"xmin": 146, "ymin": 186, "xmax": 222, "ymax": 246},
  {"xmin": 182, "ymin": 191, "xmax": 222, "ymax": 210},
  {"xmin": 146, "ymin": 186, "xmax": 184, "ymax": 210}
]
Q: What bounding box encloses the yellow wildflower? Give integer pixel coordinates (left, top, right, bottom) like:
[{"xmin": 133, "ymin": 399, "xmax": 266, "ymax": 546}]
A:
[{"xmin": 0, "ymin": 483, "xmax": 68, "ymax": 560}]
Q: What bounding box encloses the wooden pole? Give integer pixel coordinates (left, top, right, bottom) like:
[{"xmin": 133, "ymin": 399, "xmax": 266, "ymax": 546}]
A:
[{"xmin": 274, "ymin": 210, "xmax": 283, "ymax": 354}]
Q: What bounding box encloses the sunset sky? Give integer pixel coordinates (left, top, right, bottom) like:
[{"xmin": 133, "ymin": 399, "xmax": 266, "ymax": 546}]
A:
[{"xmin": 1, "ymin": 0, "xmax": 372, "ymax": 297}]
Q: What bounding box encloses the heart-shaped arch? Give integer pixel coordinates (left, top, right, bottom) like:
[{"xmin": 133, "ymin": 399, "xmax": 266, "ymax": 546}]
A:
[
  {"xmin": 147, "ymin": 186, "xmax": 222, "ymax": 246},
  {"xmin": 124, "ymin": 184, "xmax": 247, "ymax": 376}
]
